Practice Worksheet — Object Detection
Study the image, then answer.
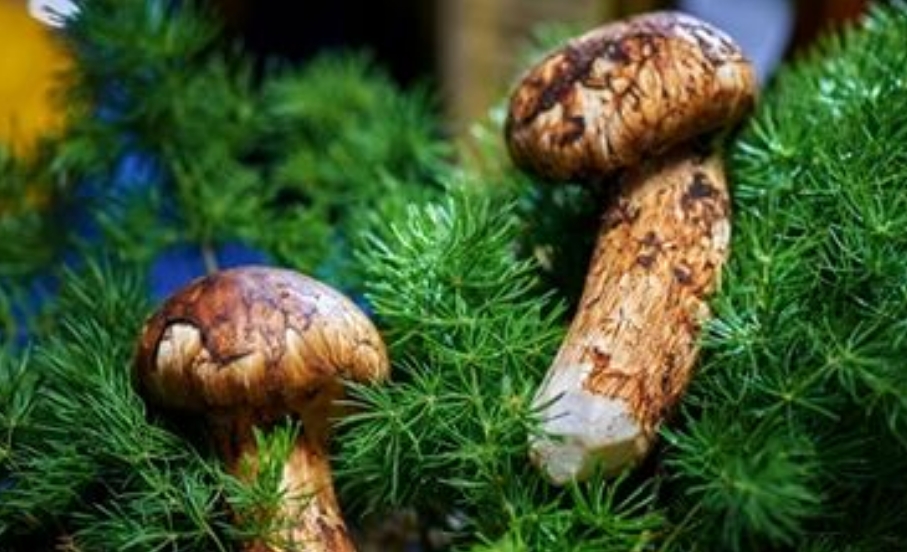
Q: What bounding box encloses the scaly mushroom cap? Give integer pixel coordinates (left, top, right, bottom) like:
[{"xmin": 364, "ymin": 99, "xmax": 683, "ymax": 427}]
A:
[
  {"xmin": 134, "ymin": 266, "xmax": 389, "ymax": 415},
  {"xmin": 505, "ymin": 11, "xmax": 756, "ymax": 181}
]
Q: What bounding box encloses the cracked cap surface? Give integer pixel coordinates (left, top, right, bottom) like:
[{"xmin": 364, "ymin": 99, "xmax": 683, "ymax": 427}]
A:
[
  {"xmin": 505, "ymin": 10, "xmax": 756, "ymax": 182},
  {"xmin": 134, "ymin": 266, "xmax": 389, "ymax": 413}
]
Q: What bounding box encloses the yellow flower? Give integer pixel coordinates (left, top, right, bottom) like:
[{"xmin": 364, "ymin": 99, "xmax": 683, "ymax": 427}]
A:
[{"xmin": 0, "ymin": 0, "xmax": 71, "ymax": 157}]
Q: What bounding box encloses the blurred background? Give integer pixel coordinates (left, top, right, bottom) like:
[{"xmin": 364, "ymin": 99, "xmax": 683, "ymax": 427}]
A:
[
  {"xmin": 216, "ymin": 0, "xmax": 871, "ymax": 134},
  {"xmin": 0, "ymin": 0, "xmax": 875, "ymax": 154}
]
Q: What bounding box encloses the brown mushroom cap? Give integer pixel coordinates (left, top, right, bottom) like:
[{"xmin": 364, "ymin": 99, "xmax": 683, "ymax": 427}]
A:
[
  {"xmin": 505, "ymin": 11, "xmax": 756, "ymax": 182},
  {"xmin": 134, "ymin": 266, "xmax": 389, "ymax": 416}
]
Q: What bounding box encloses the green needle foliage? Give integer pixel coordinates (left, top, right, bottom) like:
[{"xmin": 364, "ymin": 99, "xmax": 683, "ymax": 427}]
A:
[
  {"xmin": 338, "ymin": 189, "xmax": 566, "ymax": 514},
  {"xmin": 0, "ymin": 143, "xmax": 74, "ymax": 342},
  {"xmin": 4, "ymin": 0, "xmax": 907, "ymax": 550},
  {"xmin": 336, "ymin": 188, "xmax": 664, "ymax": 550},
  {"xmin": 257, "ymin": 53, "xmax": 450, "ymax": 284},
  {"xmin": 0, "ymin": 147, "xmax": 61, "ymax": 278},
  {"xmin": 663, "ymin": 2, "xmax": 907, "ymax": 550},
  {"xmin": 0, "ymin": 261, "xmax": 230, "ymax": 550},
  {"xmin": 0, "ymin": 262, "xmax": 308, "ymax": 551}
]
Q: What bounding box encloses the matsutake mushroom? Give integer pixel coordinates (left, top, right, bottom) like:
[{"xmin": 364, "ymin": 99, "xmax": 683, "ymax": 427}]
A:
[
  {"xmin": 505, "ymin": 11, "xmax": 757, "ymax": 484},
  {"xmin": 134, "ymin": 266, "xmax": 389, "ymax": 551}
]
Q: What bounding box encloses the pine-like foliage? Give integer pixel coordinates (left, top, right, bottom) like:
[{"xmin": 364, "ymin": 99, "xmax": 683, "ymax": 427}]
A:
[
  {"xmin": 662, "ymin": 3, "xmax": 907, "ymax": 550},
  {"xmin": 3, "ymin": 1, "xmax": 907, "ymax": 551},
  {"xmin": 336, "ymin": 187, "xmax": 664, "ymax": 550},
  {"xmin": 0, "ymin": 262, "xmax": 312, "ymax": 550},
  {"xmin": 0, "ymin": 262, "xmax": 235, "ymax": 550}
]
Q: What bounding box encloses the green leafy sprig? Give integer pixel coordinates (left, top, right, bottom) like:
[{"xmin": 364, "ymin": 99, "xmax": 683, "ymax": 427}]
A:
[
  {"xmin": 663, "ymin": 3, "xmax": 907, "ymax": 550},
  {"xmin": 336, "ymin": 188, "xmax": 664, "ymax": 550},
  {"xmin": 0, "ymin": 261, "xmax": 305, "ymax": 551},
  {"xmin": 256, "ymin": 53, "xmax": 450, "ymax": 284},
  {"xmin": 0, "ymin": 262, "xmax": 225, "ymax": 550}
]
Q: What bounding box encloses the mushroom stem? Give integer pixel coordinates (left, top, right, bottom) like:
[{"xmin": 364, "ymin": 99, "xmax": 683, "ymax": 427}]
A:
[
  {"xmin": 200, "ymin": 241, "xmax": 220, "ymax": 275},
  {"xmin": 213, "ymin": 413, "xmax": 355, "ymax": 552},
  {"xmin": 530, "ymin": 145, "xmax": 731, "ymax": 484}
]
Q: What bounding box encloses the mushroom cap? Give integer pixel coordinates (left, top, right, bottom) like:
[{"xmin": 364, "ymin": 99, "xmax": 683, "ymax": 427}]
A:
[
  {"xmin": 505, "ymin": 11, "xmax": 757, "ymax": 181},
  {"xmin": 134, "ymin": 266, "xmax": 389, "ymax": 414}
]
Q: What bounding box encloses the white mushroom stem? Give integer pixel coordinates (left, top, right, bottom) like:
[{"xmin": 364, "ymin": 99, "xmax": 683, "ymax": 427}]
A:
[{"xmin": 530, "ymin": 146, "xmax": 731, "ymax": 484}]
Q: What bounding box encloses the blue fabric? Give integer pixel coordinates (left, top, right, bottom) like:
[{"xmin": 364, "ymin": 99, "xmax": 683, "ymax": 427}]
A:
[{"xmin": 149, "ymin": 241, "xmax": 269, "ymax": 301}]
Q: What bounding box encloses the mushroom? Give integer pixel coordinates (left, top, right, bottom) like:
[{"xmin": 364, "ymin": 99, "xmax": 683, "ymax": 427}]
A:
[
  {"xmin": 505, "ymin": 11, "xmax": 756, "ymax": 484},
  {"xmin": 134, "ymin": 266, "xmax": 389, "ymax": 551}
]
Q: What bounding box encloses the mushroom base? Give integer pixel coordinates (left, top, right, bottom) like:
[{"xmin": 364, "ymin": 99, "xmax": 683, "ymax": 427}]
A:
[{"xmin": 531, "ymin": 387, "xmax": 648, "ymax": 484}]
